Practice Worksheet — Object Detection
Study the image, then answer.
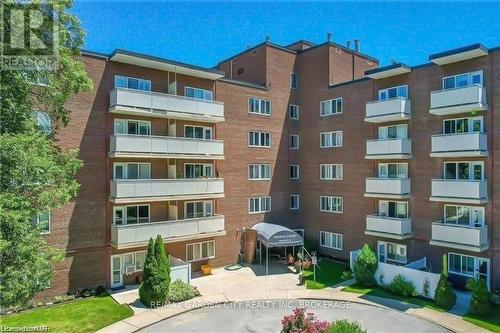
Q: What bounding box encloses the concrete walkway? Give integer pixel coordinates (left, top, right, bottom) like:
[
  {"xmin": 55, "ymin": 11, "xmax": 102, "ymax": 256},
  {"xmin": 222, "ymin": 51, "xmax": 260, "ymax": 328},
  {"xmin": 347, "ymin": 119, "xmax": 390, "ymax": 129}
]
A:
[{"xmin": 99, "ymin": 266, "xmax": 489, "ymax": 333}]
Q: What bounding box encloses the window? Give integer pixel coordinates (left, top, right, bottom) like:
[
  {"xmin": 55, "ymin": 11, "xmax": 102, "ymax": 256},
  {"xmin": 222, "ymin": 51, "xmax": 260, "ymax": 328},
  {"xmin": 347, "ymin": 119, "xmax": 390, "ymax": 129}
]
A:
[
  {"xmin": 135, "ymin": 252, "xmax": 146, "ymax": 271},
  {"xmin": 449, "ymin": 253, "xmax": 475, "ymax": 277},
  {"xmin": 320, "ymin": 164, "xmax": 343, "ymax": 180},
  {"xmin": 248, "ymin": 98, "xmax": 271, "ymax": 115},
  {"xmin": 444, "ymin": 205, "xmax": 484, "ymax": 227},
  {"xmin": 120, "ymin": 251, "xmax": 146, "ymax": 272},
  {"xmin": 443, "ymin": 116, "xmax": 483, "ymax": 134},
  {"xmin": 378, "ymin": 85, "xmax": 408, "ymax": 101},
  {"xmin": 248, "ymin": 164, "xmax": 271, "ymax": 180},
  {"xmin": 113, "ymin": 205, "xmax": 150, "ymax": 225},
  {"xmin": 187, "ymin": 241, "xmax": 215, "ymax": 262},
  {"xmin": 378, "ymin": 241, "xmax": 407, "ymax": 264},
  {"xmin": 185, "ymin": 163, "xmax": 213, "ymax": 178},
  {"xmin": 378, "ymin": 124, "xmax": 407, "ymax": 139},
  {"xmin": 444, "ymin": 161, "xmax": 483, "ymax": 180},
  {"xmin": 289, "ymin": 134, "xmax": 299, "ymax": 149},
  {"xmin": 113, "ymin": 163, "xmax": 150, "ymax": 179},
  {"xmin": 320, "ymin": 231, "xmax": 343, "ymax": 250},
  {"xmin": 249, "ymin": 196, "xmax": 271, "ymax": 214},
  {"xmin": 320, "ymin": 196, "xmax": 343, "ymax": 213},
  {"xmin": 115, "ymin": 75, "xmax": 151, "ymax": 91},
  {"xmin": 249, "ymin": 131, "xmax": 271, "ymax": 147},
  {"xmin": 290, "ymin": 164, "xmax": 300, "ymax": 180},
  {"xmin": 290, "ymin": 194, "xmax": 300, "ymax": 210},
  {"xmin": 185, "ymin": 87, "xmax": 213, "ymax": 101},
  {"xmin": 236, "ymin": 67, "xmax": 245, "ymax": 76},
  {"xmin": 114, "ymin": 119, "xmax": 151, "ymax": 135},
  {"xmin": 34, "ymin": 211, "xmax": 51, "ymax": 234},
  {"xmin": 378, "ymin": 163, "xmax": 408, "ymax": 178},
  {"xmin": 443, "ymin": 71, "xmax": 483, "ymax": 90},
  {"xmin": 379, "ymin": 201, "xmax": 408, "ymax": 219},
  {"xmin": 34, "ymin": 111, "xmax": 52, "ymax": 134},
  {"xmin": 185, "ymin": 201, "xmax": 213, "ymax": 218},
  {"xmin": 320, "ymin": 98, "xmax": 343, "ymax": 116},
  {"xmin": 289, "ymin": 105, "xmax": 299, "ymax": 120},
  {"xmin": 185, "ymin": 126, "xmax": 212, "ymax": 139},
  {"xmin": 290, "ymin": 73, "xmax": 298, "ymax": 89},
  {"xmin": 320, "ymin": 131, "xmax": 343, "ymax": 148}
]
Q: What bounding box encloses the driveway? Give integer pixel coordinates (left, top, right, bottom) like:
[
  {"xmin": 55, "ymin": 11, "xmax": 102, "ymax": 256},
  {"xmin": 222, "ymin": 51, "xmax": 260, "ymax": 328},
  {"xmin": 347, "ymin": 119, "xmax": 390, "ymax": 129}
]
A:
[{"xmin": 138, "ymin": 299, "xmax": 451, "ymax": 333}]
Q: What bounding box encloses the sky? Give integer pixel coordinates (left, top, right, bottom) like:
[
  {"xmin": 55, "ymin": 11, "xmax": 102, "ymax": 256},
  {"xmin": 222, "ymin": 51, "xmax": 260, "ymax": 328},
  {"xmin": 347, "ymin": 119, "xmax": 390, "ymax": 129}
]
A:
[{"xmin": 73, "ymin": 1, "xmax": 500, "ymax": 68}]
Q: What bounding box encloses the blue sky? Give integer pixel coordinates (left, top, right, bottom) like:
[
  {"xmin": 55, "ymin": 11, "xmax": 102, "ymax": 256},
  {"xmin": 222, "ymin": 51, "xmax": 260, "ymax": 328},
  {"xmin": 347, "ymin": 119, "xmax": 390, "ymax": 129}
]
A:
[{"xmin": 73, "ymin": 1, "xmax": 500, "ymax": 68}]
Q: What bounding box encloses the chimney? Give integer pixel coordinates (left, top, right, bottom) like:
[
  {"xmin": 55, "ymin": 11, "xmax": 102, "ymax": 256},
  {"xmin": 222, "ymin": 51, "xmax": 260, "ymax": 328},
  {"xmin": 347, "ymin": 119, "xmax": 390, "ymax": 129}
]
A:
[
  {"xmin": 346, "ymin": 41, "xmax": 351, "ymax": 49},
  {"xmin": 327, "ymin": 32, "xmax": 332, "ymax": 42},
  {"xmin": 354, "ymin": 39, "xmax": 360, "ymax": 52},
  {"xmin": 265, "ymin": 36, "xmax": 270, "ymax": 42}
]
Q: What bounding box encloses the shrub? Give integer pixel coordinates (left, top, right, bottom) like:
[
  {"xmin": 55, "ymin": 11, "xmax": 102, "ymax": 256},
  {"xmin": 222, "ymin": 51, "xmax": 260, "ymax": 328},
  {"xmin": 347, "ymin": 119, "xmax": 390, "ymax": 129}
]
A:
[
  {"xmin": 324, "ymin": 319, "xmax": 366, "ymax": 333},
  {"xmin": 388, "ymin": 274, "xmax": 417, "ymax": 297},
  {"xmin": 167, "ymin": 280, "xmax": 201, "ymax": 302},
  {"xmin": 434, "ymin": 255, "xmax": 456, "ymax": 309},
  {"xmin": 466, "ymin": 278, "xmax": 492, "ymax": 316},
  {"xmin": 53, "ymin": 294, "xmax": 75, "ymax": 304},
  {"xmin": 139, "ymin": 236, "xmax": 171, "ymax": 307},
  {"xmin": 341, "ymin": 270, "xmax": 353, "ymax": 281},
  {"xmin": 81, "ymin": 288, "xmax": 93, "ymax": 298},
  {"xmin": 353, "ymin": 244, "xmax": 377, "ymax": 287},
  {"xmin": 281, "ymin": 308, "xmax": 331, "ymax": 333},
  {"xmin": 423, "ymin": 279, "xmax": 430, "ymax": 297},
  {"xmin": 95, "ymin": 285, "xmax": 107, "ymax": 296}
]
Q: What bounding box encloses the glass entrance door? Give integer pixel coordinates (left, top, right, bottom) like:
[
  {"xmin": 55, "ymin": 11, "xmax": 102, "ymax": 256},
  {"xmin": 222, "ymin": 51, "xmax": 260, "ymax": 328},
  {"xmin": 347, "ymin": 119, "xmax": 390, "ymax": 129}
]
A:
[{"xmin": 111, "ymin": 255, "xmax": 123, "ymax": 288}]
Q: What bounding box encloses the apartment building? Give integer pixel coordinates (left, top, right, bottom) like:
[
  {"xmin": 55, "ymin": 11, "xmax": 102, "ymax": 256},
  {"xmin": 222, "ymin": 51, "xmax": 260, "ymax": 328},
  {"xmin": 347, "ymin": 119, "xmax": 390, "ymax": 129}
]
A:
[{"xmin": 38, "ymin": 40, "xmax": 499, "ymax": 299}]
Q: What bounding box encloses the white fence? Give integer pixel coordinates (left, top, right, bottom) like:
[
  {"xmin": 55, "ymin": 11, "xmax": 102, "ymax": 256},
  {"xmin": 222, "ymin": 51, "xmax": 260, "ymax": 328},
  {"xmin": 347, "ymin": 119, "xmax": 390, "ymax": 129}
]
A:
[
  {"xmin": 375, "ymin": 262, "xmax": 440, "ymax": 298},
  {"xmin": 170, "ymin": 256, "xmax": 191, "ymax": 284}
]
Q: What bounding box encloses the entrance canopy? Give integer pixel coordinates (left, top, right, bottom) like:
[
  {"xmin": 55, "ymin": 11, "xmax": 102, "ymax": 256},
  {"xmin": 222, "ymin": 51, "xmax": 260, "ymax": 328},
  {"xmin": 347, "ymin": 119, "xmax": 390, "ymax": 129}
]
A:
[{"xmin": 252, "ymin": 222, "xmax": 303, "ymax": 248}]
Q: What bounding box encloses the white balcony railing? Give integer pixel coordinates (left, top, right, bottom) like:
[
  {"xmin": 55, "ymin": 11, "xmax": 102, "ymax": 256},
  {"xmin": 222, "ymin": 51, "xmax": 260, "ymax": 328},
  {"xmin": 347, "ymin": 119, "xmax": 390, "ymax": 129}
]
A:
[
  {"xmin": 430, "ymin": 179, "xmax": 488, "ymax": 204},
  {"xmin": 109, "ymin": 88, "xmax": 225, "ymax": 122},
  {"xmin": 111, "ymin": 215, "xmax": 225, "ymax": 248},
  {"xmin": 365, "ymin": 178, "xmax": 411, "ymax": 198},
  {"xmin": 365, "ymin": 97, "xmax": 411, "ymax": 123},
  {"xmin": 430, "ymin": 132, "xmax": 487, "ymax": 157},
  {"xmin": 110, "ymin": 178, "xmax": 224, "ymax": 202},
  {"xmin": 110, "ymin": 134, "xmax": 224, "ymax": 159},
  {"xmin": 429, "ymin": 85, "xmax": 487, "ymax": 115},
  {"xmin": 430, "ymin": 222, "xmax": 488, "ymax": 252},
  {"xmin": 365, "ymin": 215, "xmax": 412, "ymax": 239},
  {"xmin": 365, "ymin": 138, "xmax": 412, "ymax": 159}
]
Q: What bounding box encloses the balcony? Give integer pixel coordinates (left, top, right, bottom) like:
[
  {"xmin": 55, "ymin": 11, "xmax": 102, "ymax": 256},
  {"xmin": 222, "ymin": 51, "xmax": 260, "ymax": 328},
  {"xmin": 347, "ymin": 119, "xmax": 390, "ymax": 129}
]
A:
[
  {"xmin": 365, "ymin": 178, "xmax": 411, "ymax": 199},
  {"xmin": 110, "ymin": 178, "xmax": 224, "ymax": 203},
  {"xmin": 111, "ymin": 215, "xmax": 225, "ymax": 249},
  {"xmin": 365, "ymin": 215, "xmax": 412, "ymax": 240},
  {"xmin": 365, "ymin": 98, "xmax": 411, "ymax": 123},
  {"xmin": 109, "ymin": 88, "xmax": 225, "ymax": 123},
  {"xmin": 430, "ymin": 179, "xmax": 488, "ymax": 204},
  {"xmin": 429, "ymin": 85, "xmax": 487, "ymax": 116},
  {"xmin": 430, "ymin": 223, "xmax": 488, "ymax": 252},
  {"xmin": 109, "ymin": 134, "xmax": 224, "ymax": 159},
  {"xmin": 365, "ymin": 138, "xmax": 412, "ymax": 159},
  {"xmin": 430, "ymin": 132, "xmax": 487, "ymax": 157}
]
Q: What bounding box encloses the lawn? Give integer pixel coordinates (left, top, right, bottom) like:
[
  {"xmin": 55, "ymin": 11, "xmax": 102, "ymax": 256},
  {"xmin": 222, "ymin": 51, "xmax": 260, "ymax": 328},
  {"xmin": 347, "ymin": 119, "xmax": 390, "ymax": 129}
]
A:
[
  {"xmin": 303, "ymin": 259, "xmax": 348, "ymax": 289},
  {"xmin": 342, "ymin": 283, "xmax": 445, "ymax": 312},
  {"xmin": 0, "ymin": 295, "xmax": 133, "ymax": 333},
  {"xmin": 463, "ymin": 306, "xmax": 500, "ymax": 333}
]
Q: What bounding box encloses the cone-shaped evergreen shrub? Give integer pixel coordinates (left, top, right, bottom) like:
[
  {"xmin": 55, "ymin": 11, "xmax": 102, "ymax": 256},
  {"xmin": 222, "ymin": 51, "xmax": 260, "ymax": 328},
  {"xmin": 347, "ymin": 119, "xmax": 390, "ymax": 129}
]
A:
[
  {"xmin": 466, "ymin": 278, "xmax": 492, "ymax": 316},
  {"xmin": 139, "ymin": 236, "xmax": 171, "ymax": 307},
  {"xmin": 353, "ymin": 244, "xmax": 377, "ymax": 287},
  {"xmin": 434, "ymin": 254, "xmax": 456, "ymax": 309}
]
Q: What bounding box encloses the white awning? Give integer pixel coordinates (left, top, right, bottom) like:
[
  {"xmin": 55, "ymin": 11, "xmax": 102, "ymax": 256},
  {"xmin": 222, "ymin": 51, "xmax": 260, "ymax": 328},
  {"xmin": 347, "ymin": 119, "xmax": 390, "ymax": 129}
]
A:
[{"xmin": 252, "ymin": 222, "xmax": 303, "ymax": 248}]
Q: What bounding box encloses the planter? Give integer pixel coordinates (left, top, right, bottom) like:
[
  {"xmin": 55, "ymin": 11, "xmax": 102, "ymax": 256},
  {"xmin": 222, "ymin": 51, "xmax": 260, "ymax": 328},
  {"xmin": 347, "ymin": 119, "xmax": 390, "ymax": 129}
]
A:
[{"xmin": 201, "ymin": 264, "xmax": 212, "ymax": 275}]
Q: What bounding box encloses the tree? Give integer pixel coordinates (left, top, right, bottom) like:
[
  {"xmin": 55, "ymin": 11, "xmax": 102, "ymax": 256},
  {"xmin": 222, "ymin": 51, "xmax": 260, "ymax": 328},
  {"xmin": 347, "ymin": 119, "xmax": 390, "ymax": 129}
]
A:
[
  {"xmin": 0, "ymin": 0, "xmax": 92, "ymax": 309},
  {"xmin": 139, "ymin": 236, "xmax": 171, "ymax": 307},
  {"xmin": 466, "ymin": 278, "xmax": 492, "ymax": 316},
  {"xmin": 353, "ymin": 244, "xmax": 377, "ymax": 287},
  {"xmin": 434, "ymin": 254, "xmax": 456, "ymax": 309}
]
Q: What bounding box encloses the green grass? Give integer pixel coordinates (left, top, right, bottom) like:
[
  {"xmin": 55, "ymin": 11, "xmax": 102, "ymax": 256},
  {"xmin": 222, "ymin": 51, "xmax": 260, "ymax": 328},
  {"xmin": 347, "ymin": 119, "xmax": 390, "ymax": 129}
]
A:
[
  {"xmin": 342, "ymin": 283, "xmax": 445, "ymax": 312},
  {"xmin": 0, "ymin": 295, "xmax": 133, "ymax": 333},
  {"xmin": 463, "ymin": 306, "xmax": 500, "ymax": 333},
  {"xmin": 303, "ymin": 259, "xmax": 348, "ymax": 289}
]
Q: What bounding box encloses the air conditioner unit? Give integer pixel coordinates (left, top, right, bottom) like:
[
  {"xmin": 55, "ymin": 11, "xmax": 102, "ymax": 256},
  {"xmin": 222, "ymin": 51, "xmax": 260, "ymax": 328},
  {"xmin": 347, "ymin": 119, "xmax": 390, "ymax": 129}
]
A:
[{"xmin": 125, "ymin": 265, "xmax": 135, "ymax": 275}]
